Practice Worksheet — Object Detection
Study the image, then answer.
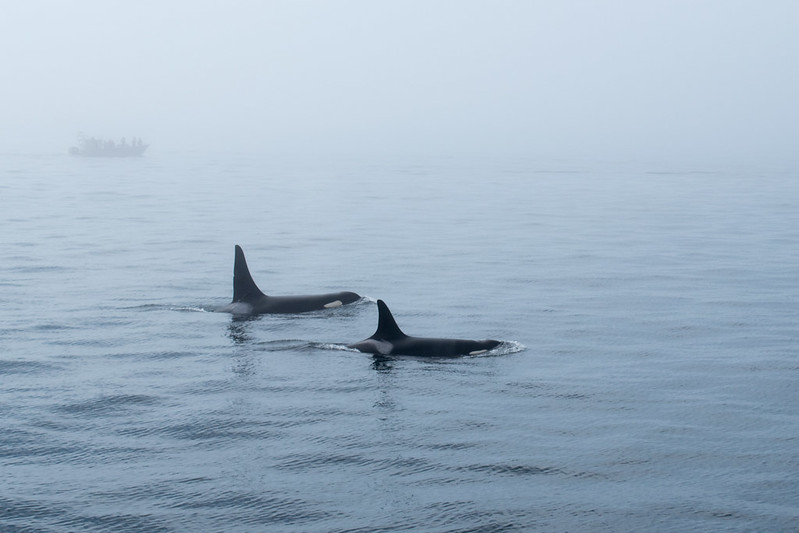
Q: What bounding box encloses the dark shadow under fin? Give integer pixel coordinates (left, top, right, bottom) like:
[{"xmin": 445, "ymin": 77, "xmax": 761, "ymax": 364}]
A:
[
  {"xmin": 372, "ymin": 300, "xmax": 407, "ymax": 340},
  {"xmin": 233, "ymin": 245, "xmax": 266, "ymax": 302}
]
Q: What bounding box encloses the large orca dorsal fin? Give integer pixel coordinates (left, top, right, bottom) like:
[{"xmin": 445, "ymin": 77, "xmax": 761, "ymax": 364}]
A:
[
  {"xmin": 232, "ymin": 245, "xmax": 266, "ymax": 302},
  {"xmin": 372, "ymin": 300, "xmax": 407, "ymax": 340}
]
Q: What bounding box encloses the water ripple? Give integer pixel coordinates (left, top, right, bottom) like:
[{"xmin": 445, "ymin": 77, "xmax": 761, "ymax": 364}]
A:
[
  {"xmin": 55, "ymin": 394, "xmax": 160, "ymax": 416},
  {"xmin": 0, "ymin": 359, "xmax": 58, "ymax": 375},
  {"xmin": 53, "ymin": 513, "xmax": 173, "ymax": 533}
]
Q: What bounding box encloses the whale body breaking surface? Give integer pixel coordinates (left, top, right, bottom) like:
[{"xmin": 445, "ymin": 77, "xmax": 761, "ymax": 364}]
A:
[
  {"xmin": 348, "ymin": 299, "xmax": 500, "ymax": 357},
  {"xmin": 217, "ymin": 245, "xmax": 360, "ymax": 315}
]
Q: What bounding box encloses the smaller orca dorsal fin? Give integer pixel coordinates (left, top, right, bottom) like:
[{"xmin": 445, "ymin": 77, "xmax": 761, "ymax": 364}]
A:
[
  {"xmin": 372, "ymin": 300, "xmax": 407, "ymax": 340},
  {"xmin": 232, "ymin": 245, "xmax": 266, "ymax": 302}
]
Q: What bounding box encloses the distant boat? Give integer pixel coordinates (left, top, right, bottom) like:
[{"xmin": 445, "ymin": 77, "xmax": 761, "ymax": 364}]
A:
[{"xmin": 69, "ymin": 134, "xmax": 148, "ymax": 157}]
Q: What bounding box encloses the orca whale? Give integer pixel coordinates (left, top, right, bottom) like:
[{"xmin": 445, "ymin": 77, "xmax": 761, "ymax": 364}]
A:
[
  {"xmin": 348, "ymin": 300, "xmax": 500, "ymax": 357},
  {"xmin": 218, "ymin": 245, "xmax": 361, "ymax": 315}
]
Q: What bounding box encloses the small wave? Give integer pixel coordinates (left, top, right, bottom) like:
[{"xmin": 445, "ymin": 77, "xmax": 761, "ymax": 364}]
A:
[
  {"xmin": 167, "ymin": 490, "xmax": 338, "ymax": 527},
  {"xmin": 7, "ymin": 265, "xmax": 71, "ymax": 273},
  {"xmin": 256, "ymin": 339, "xmax": 312, "ymax": 351},
  {"xmin": 170, "ymin": 306, "xmax": 210, "ymax": 313},
  {"xmin": 492, "ymin": 340, "xmax": 526, "ymax": 356},
  {"xmin": 276, "ymin": 451, "xmax": 439, "ymax": 478},
  {"xmin": 122, "ymin": 303, "xmax": 172, "ymax": 311},
  {"xmin": 56, "ymin": 394, "xmax": 160, "ymax": 416},
  {"xmin": 459, "ymin": 463, "xmax": 562, "ymax": 476},
  {"xmin": 32, "ymin": 323, "xmax": 79, "ymax": 331},
  {"xmin": 311, "ymin": 342, "xmax": 359, "ymax": 352},
  {"xmin": 123, "ymin": 303, "xmax": 212, "ymax": 313},
  {"xmin": 0, "ymin": 359, "xmax": 58, "ymax": 375},
  {"xmin": 0, "ymin": 494, "xmax": 64, "ymax": 522},
  {"xmin": 53, "ymin": 512, "xmax": 173, "ymax": 533}
]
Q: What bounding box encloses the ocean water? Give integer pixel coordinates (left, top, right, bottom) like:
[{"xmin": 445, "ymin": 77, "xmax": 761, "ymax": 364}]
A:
[{"xmin": 1, "ymin": 151, "xmax": 797, "ymax": 532}]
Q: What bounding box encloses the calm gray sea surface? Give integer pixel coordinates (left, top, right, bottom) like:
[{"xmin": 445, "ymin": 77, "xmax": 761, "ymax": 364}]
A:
[{"xmin": 1, "ymin": 152, "xmax": 797, "ymax": 532}]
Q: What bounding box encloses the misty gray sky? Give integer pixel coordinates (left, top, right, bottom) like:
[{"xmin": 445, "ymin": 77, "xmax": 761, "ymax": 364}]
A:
[{"xmin": 2, "ymin": 1, "xmax": 797, "ymax": 164}]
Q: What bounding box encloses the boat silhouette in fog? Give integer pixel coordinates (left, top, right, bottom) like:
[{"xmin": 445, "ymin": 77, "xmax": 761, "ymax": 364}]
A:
[{"xmin": 69, "ymin": 134, "xmax": 148, "ymax": 157}]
